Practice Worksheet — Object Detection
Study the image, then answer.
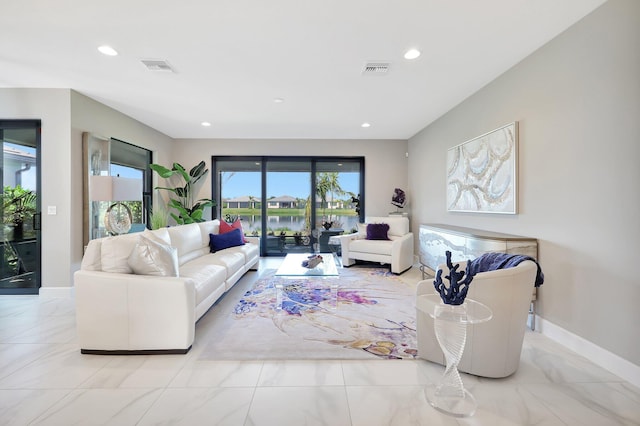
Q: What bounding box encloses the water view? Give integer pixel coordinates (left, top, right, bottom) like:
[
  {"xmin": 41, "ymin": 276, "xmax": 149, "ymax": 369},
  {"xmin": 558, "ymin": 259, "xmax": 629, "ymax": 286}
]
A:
[{"xmin": 235, "ymin": 214, "xmax": 359, "ymax": 235}]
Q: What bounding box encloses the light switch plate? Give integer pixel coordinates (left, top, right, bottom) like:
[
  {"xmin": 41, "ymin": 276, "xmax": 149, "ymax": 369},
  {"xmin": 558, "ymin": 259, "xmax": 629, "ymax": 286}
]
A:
[{"xmin": 47, "ymin": 206, "xmax": 57, "ymax": 215}]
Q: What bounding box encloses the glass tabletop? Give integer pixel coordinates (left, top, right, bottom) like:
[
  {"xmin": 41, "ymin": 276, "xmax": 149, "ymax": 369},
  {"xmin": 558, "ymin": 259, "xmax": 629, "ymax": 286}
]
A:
[
  {"xmin": 416, "ymin": 294, "xmax": 492, "ymax": 324},
  {"xmin": 275, "ymin": 253, "xmax": 339, "ymax": 276}
]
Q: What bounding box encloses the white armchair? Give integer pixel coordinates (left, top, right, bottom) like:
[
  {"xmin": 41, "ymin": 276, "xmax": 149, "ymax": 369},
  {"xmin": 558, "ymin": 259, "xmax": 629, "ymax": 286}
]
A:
[
  {"xmin": 416, "ymin": 260, "xmax": 537, "ymax": 378},
  {"xmin": 337, "ymin": 216, "xmax": 413, "ymax": 274}
]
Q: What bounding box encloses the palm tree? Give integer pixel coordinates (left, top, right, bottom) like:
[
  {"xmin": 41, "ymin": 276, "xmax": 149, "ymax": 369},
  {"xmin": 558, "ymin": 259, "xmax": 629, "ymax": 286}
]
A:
[{"xmin": 316, "ymin": 172, "xmax": 346, "ymax": 223}]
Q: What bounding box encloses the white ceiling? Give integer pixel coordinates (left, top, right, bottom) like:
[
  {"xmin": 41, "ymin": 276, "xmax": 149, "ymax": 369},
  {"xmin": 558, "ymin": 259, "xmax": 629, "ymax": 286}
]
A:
[{"xmin": 0, "ymin": 0, "xmax": 606, "ymax": 140}]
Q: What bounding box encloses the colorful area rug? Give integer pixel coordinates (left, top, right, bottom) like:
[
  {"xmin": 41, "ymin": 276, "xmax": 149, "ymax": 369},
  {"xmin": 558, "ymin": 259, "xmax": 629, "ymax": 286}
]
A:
[{"xmin": 199, "ymin": 267, "xmax": 418, "ymax": 360}]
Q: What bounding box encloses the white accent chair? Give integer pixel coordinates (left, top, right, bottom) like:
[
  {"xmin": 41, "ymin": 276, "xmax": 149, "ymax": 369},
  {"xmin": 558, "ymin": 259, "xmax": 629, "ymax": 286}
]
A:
[
  {"xmin": 337, "ymin": 216, "xmax": 413, "ymax": 274},
  {"xmin": 416, "ymin": 260, "xmax": 537, "ymax": 378}
]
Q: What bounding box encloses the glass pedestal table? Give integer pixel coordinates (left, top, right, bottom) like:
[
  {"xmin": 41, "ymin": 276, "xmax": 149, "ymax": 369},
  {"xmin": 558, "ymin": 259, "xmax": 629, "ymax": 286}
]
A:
[
  {"xmin": 274, "ymin": 253, "xmax": 339, "ymax": 310},
  {"xmin": 416, "ymin": 294, "xmax": 492, "ymax": 417}
]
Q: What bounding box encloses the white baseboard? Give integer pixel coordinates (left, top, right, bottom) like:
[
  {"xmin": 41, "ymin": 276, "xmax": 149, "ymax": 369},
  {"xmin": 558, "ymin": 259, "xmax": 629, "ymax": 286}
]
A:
[
  {"xmin": 39, "ymin": 287, "xmax": 74, "ymax": 298},
  {"xmin": 537, "ymin": 315, "xmax": 640, "ymax": 390}
]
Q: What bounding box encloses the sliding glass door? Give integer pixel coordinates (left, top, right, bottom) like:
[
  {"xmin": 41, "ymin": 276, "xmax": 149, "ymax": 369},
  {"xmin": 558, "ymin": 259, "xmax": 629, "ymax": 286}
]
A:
[
  {"xmin": 0, "ymin": 120, "xmax": 41, "ymax": 294},
  {"xmin": 213, "ymin": 156, "xmax": 364, "ymax": 256},
  {"xmin": 265, "ymin": 160, "xmax": 312, "ymax": 255}
]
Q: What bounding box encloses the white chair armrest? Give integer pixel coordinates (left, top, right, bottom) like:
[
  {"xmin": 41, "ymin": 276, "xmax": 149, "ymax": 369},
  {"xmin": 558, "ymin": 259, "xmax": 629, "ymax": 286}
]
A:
[{"xmin": 390, "ymin": 232, "xmax": 414, "ymax": 273}]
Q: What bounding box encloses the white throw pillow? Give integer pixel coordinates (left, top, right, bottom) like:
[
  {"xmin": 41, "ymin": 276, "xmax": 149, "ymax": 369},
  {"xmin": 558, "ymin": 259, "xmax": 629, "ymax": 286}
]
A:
[{"xmin": 127, "ymin": 233, "xmax": 179, "ymax": 277}]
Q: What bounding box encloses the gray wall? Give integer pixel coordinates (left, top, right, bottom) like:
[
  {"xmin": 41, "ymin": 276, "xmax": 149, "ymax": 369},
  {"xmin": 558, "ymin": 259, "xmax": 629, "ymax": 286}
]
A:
[
  {"xmin": 170, "ymin": 138, "xmax": 409, "ymax": 219},
  {"xmin": 70, "ymin": 91, "xmax": 174, "ymax": 272},
  {"xmin": 0, "ymin": 89, "xmax": 73, "ymax": 289},
  {"xmin": 0, "ymin": 89, "xmax": 174, "ymax": 288},
  {"xmin": 408, "ymin": 0, "xmax": 639, "ymax": 366}
]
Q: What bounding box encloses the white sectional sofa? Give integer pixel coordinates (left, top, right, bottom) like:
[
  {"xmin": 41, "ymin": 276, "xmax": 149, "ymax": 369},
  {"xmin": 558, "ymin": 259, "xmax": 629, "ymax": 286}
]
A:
[{"xmin": 74, "ymin": 220, "xmax": 259, "ymax": 354}]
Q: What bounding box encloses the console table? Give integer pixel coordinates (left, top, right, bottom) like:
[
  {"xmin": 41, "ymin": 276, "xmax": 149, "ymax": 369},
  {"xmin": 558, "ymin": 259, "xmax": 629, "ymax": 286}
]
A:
[{"xmin": 418, "ymin": 223, "xmax": 539, "ymax": 329}]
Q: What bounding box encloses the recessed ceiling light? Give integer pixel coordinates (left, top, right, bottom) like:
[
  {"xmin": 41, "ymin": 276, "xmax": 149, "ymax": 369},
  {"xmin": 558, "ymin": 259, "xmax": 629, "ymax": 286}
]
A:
[
  {"xmin": 361, "ymin": 122, "xmax": 371, "ymax": 128},
  {"xmin": 404, "ymin": 48, "xmax": 421, "ymax": 60},
  {"xmin": 98, "ymin": 45, "xmax": 118, "ymax": 56},
  {"xmin": 201, "ymin": 122, "xmax": 211, "ymax": 127},
  {"xmin": 273, "ymin": 97, "xmax": 284, "ymax": 103}
]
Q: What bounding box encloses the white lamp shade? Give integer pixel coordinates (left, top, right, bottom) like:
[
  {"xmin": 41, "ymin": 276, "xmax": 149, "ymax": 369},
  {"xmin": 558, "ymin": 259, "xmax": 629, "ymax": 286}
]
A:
[
  {"xmin": 112, "ymin": 177, "xmax": 143, "ymax": 201},
  {"xmin": 89, "ymin": 176, "xmax": 113, "ymax": 201},
  {"xmin": 90, "ymin": 176, "xmax": 142, "ymax": 201}
]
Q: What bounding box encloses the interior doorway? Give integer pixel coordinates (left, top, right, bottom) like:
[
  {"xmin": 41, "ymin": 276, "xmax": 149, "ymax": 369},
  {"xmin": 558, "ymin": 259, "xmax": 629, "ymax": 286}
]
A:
[{"xmin": 0, "ymin": 120, "xmax": 41, "ymax": 294}]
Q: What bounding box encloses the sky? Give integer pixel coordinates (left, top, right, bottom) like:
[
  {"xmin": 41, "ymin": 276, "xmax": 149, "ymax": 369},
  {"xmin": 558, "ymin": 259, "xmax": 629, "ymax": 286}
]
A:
[{"xmin": 221, "ymin": 172, "xmax": 360, "ymax": 200}]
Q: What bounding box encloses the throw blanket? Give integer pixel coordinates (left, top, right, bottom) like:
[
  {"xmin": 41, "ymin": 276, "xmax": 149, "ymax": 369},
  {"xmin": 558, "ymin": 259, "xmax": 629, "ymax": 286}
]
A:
[{"xmin": 467, "ymin": 253, "xmax": 544, "ymax": 287}]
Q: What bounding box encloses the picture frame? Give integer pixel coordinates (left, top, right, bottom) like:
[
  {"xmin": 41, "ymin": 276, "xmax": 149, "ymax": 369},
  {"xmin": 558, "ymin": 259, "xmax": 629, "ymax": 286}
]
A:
[{"xmin": 446, "ymin": 122, "xmax": 518, "ymax": 214}]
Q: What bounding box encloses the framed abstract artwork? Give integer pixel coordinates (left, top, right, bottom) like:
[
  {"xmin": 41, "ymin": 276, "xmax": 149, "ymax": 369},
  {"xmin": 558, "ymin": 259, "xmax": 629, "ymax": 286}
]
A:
[{"xmin": 446, "ymin": 122, "xmax": 518, "ymax": 214}]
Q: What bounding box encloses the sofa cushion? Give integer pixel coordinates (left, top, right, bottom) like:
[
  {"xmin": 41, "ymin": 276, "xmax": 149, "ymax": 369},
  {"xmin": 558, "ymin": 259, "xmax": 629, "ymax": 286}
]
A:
[
  {"xmin": 127, "ymin": 233, "xmax": 179, "ymax": 277},
  {"xmin": 179, "ymin": 259, "xmax": 227, "ymax": 306},
  {"xmin": 198, "ymin": 220, "xmax": 221, "ymax": 247},
  {"xmin": 148, "ymin": 227, "xmax": 171, "ymax": 245},
  {"xmin": 100, "ymin": 233, "xmax": 139, "ymax": 273},
  {"xmin": 208, "ymin": 251, "xmax": 246, "ymax": 277},
  {"xmin": 168, "ymin": 223, "xmax": 204, "ymax": 265},
  {"xmin": 209, "ymin": 228, "xmax": 245, "ymax": 252},
  {"xmin": 219, "ymin": 219, "xmax": 248, "ymax": 242},
  {"xmin": 226, "ymin": 242, "xmax": 259, "ymax": 265},
  {"xmin": 350, "ymin": 238, "xmax": 393, "ymax": 256},
  {"xmin": 81, "ymin": 239, "xmax": 102, "ymax": 271},
  {"xmin": 366, "ymin": 223, "xmax": 390, "ymax": 240}
]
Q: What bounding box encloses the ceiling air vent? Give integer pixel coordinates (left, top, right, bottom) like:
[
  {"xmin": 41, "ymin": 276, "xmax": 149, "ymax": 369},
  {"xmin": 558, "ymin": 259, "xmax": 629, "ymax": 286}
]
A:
[
  {"xmin": 141, "ymin": 59, "xmax": 175, "ymax": 73},
  {"xmin": 362, "ymin": 62, "xmax": 390, "ymax": 75}
]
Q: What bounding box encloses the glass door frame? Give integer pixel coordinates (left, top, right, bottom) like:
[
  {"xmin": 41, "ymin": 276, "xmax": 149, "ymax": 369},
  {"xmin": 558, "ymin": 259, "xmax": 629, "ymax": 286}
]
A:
[
  {"xmin": 0, "ymin": 119, "xmax": 42, "ymax": 294},
  {"xmin": 212, "ymin": 155, "xmax": 364, "ymax": 256}
]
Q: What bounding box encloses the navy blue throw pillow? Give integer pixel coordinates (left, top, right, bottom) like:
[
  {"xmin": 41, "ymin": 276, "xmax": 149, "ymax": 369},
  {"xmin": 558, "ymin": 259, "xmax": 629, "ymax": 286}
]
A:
[
  {"xmin": 209, "ymin": 228, "xmax": 245, "ymax": 252},
  {"xmin": 366, "ymin": 223, "xmax": 390, "ymax": 240}
]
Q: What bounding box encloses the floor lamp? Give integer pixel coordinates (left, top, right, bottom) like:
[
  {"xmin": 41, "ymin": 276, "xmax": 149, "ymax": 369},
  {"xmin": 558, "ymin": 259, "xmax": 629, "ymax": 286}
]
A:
[{"xmin": 90, "ymin": 175, "xmax": 143, "ymax": 236}]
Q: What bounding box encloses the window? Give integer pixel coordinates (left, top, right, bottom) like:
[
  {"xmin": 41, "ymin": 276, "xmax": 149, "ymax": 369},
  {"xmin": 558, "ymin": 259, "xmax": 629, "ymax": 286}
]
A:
[{"xmin": 213, "ymin": 156, "xmax": 364, "ymax": 256}]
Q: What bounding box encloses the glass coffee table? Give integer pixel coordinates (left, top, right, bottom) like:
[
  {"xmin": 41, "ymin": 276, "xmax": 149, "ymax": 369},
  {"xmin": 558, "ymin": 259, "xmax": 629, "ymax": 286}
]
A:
[
  {"xmin": 274, "ymin": 253, "xmax": 339, "ymax": 309},
  {"xmin": 275, "ymin": 253, "xmax": 339, "ymax": 277}
]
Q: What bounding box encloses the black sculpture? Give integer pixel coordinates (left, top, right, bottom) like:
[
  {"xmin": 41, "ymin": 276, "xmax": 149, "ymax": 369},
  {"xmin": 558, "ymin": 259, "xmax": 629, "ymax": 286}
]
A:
[
  {"xmin": 433, "ymin": 251, "xmax": 476, "ymax": 305},
  {"xmin": 391, "ymin": 188, "xmax": 406, "ymax": 209}
]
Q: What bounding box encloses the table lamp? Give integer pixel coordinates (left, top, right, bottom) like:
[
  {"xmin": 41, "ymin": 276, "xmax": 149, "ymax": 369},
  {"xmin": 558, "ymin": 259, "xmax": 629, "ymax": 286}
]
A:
[{"xmin": 90, "ymin": 175, "xmax": 143, "ymax": 235}]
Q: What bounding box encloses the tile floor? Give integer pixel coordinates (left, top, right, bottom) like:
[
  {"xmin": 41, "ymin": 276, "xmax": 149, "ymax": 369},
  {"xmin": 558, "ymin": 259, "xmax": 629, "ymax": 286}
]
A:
[{"xmin": 1, "ymin": 258, "xmax": 639, "ymax": 425}]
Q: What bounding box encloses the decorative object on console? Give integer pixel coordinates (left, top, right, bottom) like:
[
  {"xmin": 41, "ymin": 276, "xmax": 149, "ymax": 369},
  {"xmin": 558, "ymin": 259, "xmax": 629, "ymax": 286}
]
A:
[
  {"xmin": 90, "ymin": 175, "xmax": 142, "ymax": 235},
  {"xmin": 302, "ymin": 254, "xmax": 324, "ymax": 269},
  {"xmin": 447, "ymin": 122, "xmax": 518, "ymax": 214},
  {"xmin": 150, "ymin": 161, "xmax": 215, "ymax": 224},
  {"xmin": 391, "ymin": 188, "xmax": 406, "ymax": 211},
  {"xmin": 433, "ymin": 250, "xmax": 476, "ymax": 305}
]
